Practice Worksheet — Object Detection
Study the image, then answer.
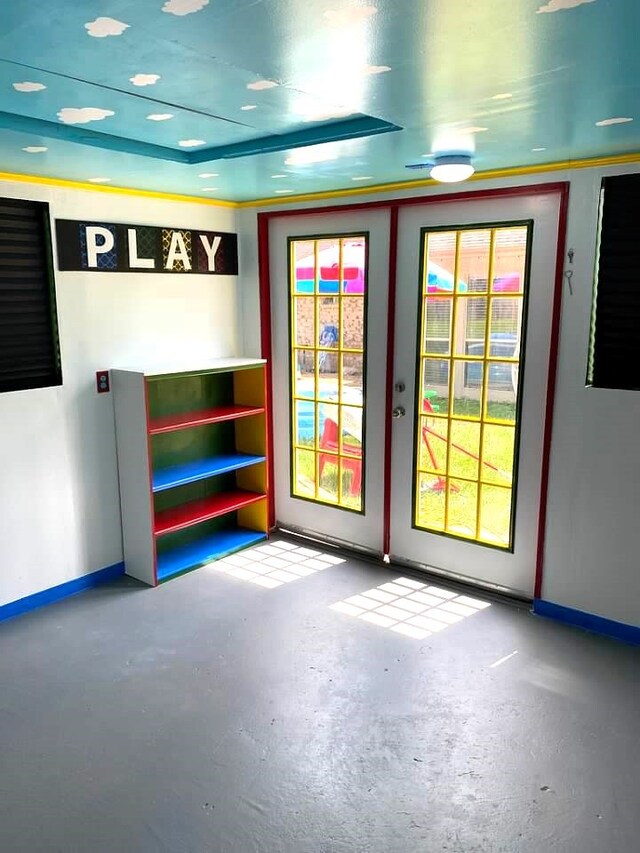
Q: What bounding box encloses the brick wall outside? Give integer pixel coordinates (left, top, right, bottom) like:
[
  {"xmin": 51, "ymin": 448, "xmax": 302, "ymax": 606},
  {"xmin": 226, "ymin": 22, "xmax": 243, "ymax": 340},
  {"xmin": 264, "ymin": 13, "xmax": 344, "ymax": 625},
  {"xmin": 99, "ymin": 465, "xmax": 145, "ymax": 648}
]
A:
[{"xmin": 294, "ymin": 297, "xmax": 365, "ymax": 350}]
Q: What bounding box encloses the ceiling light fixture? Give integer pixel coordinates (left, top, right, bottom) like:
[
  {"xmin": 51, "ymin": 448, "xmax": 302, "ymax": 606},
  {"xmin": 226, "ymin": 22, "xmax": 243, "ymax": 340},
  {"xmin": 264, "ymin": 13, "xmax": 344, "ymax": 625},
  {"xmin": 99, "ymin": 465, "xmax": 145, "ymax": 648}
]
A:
[{"xmin": 429, "ymin": 154, "xmax": 474, "ymax": 183}]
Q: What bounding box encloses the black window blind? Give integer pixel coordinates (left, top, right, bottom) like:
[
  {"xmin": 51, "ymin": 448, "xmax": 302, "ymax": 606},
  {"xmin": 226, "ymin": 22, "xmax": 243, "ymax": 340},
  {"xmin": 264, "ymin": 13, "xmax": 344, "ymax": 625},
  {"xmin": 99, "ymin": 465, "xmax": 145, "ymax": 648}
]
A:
[
  {"xmin": 0, "ymin": 198, "xmax": 61, "ymax": 394},
  {"xmin": 589, "ymin": 173, "xmax": 640, "ymax": 390}
]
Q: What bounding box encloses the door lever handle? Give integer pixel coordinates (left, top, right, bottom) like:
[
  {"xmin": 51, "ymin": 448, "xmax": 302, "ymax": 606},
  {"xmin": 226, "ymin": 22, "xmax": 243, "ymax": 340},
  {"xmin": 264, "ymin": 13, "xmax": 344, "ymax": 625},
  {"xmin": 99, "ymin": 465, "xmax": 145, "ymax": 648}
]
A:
[{"xmin": 392, "ymin": 406, "xmax": 406, "ymax": 419}]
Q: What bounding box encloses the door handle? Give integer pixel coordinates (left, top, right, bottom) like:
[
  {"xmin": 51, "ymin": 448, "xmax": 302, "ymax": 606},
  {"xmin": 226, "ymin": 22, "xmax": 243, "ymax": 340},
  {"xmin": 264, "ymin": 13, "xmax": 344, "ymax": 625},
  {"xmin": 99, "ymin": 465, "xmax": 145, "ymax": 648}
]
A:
[{"xmin": 392, "ymin": 406, "xmax": 406, "ymax": 419}]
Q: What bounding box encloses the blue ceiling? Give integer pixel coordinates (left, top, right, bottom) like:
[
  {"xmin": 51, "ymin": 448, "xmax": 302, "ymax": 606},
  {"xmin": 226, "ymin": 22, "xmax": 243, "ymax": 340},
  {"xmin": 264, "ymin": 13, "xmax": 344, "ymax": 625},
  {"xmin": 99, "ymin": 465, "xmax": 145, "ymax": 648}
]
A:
[{"xmin": 0, "ymin": 0, "xmax": 638, "ymax": 202}]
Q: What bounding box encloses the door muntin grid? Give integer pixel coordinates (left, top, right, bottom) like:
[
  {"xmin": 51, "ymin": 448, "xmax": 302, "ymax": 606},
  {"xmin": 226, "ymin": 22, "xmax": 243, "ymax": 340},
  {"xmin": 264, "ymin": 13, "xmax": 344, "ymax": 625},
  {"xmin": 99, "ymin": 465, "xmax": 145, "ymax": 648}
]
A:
[
  {"xmin": 288, "ymin": 234, "xmax": 368, "ymax": 513},
  {"xmin": 413, "ymin": 223, "xmax": 532, "ymax": 550}
]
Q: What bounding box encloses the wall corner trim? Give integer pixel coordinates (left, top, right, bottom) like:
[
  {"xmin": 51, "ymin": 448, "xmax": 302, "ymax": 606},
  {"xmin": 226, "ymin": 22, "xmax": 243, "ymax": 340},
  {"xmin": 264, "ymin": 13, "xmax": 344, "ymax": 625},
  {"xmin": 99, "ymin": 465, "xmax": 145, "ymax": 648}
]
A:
[
  {"xmin": 533, "ymin": 598, "xmax": 640, "ymax": 646},
  {"xmin": 0, "ymin": 562, "xmax": 125, "ymax": 625}
]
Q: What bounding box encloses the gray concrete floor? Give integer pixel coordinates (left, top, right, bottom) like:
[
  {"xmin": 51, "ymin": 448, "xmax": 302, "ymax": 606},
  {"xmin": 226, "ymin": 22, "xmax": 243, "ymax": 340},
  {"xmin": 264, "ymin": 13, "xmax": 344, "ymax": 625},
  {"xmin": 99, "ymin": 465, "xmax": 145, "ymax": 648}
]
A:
[{"xmin": 1, "ymin": 536, "xmax": 638, "ymax": 853}]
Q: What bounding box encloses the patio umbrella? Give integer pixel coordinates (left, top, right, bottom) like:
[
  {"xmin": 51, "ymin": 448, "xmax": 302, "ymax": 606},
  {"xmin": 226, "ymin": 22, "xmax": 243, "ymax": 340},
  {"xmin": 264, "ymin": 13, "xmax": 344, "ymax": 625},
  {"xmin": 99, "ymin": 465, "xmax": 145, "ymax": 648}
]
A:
[
  {"xmin": 426, "ymin": 261, "xmax": 468, "ymax": 293},
  {"xmin": 294, "ymin": 242, "xmax": 366, "ymax": 293}
]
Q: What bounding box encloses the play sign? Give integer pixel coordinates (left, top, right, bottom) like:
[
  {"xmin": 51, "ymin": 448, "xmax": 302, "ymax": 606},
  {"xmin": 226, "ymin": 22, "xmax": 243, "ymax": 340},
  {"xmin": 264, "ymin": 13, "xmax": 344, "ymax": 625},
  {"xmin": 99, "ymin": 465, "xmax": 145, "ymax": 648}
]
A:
[{"xmin": 55, "ymin": 219, "xmax": 238, "ymax": 275}]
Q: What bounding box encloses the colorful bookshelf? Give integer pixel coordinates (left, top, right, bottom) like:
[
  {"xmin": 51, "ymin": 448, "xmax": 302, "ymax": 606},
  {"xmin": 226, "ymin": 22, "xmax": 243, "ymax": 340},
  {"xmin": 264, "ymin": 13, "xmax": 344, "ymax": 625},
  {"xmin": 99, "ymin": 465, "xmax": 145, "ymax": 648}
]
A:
[{"xmin": 112, "ymin": 359, "xmax": 269, "ymax": 585}]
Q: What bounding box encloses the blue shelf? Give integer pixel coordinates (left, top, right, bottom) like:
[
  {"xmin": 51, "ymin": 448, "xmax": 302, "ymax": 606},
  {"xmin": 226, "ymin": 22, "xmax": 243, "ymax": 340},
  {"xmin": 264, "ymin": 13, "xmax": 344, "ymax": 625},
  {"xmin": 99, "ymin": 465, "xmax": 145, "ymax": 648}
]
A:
[
  {"xmin": 156, "ymin": 527, "xmax": 267, "ymax": 582},
  {"xmin": 152, "ymin": 453, "xmax": 266, "ymax": 492}
]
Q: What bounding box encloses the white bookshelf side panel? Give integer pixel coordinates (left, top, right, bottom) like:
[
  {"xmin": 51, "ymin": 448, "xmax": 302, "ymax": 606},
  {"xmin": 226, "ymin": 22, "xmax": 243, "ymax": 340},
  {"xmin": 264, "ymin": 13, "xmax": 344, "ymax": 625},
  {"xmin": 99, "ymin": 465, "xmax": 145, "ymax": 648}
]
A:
[{"xmin": 112, "ymin": 370, "xmax": 156, "ymax": 586}]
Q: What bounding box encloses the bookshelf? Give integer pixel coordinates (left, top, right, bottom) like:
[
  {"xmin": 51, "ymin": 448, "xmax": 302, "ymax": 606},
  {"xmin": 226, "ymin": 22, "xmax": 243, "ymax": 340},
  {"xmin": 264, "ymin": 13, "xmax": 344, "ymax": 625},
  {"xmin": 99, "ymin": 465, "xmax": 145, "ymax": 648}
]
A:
[{"xmin": 112, "ymin": 359, "xmax": 268, "ymax": 585}]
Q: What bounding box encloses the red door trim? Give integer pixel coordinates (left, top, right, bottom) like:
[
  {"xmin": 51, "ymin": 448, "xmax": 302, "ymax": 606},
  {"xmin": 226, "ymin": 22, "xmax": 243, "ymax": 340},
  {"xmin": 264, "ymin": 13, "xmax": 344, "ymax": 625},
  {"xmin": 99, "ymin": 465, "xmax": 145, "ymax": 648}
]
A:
[
  {"xmin": 257, "ymin": 181, "xmax": 570, "ymax": 597},
  {"xmin": 382, "ymin": 205, "xmax": 399, "ymax": 555},
  {"xmin": 534, "ymin": 186, "xmax": 570, "ymax": 598},
  {"xmin": 257, "ymin": 214, "xmax": 276, "ymax": 529}
]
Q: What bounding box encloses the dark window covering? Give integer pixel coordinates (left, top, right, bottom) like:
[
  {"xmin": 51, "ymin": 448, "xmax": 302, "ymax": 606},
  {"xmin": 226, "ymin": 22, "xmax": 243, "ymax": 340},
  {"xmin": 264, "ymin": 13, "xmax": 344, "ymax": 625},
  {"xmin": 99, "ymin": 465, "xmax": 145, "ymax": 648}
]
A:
[
  {"xmin": 589, "ymin": 173, "xmax": 640, "ymax": 390},
  {"xmin": 0, "ymin": 198, "xmax": 61, "ymax": 394}
]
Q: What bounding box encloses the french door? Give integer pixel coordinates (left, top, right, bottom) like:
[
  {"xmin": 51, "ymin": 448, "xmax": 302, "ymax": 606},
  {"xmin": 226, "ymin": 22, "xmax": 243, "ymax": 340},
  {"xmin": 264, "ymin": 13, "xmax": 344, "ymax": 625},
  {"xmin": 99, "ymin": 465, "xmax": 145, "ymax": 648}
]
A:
[
  {"xmin": 268, "ymin": 190, "xmax": 563, "ymax": 596},
  {"xmin": 269, "ymin": 210, "xmax": 390, "ymax": 553}
]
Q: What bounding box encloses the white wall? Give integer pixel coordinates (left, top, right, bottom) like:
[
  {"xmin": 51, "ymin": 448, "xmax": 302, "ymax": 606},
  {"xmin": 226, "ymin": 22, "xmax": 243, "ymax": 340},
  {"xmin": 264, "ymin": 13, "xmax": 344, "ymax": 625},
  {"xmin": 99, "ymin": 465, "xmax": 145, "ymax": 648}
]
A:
[
  {"xmin": 242, "ymin": 164, "xmax": 640, "ymax": 627},
  {"xmin": 0, "ymin": 182, "xmax": 239, "ymax": 607},
  {"xmin": 238, "ymin": 207, "xmax": 262, "ymax": 359}
]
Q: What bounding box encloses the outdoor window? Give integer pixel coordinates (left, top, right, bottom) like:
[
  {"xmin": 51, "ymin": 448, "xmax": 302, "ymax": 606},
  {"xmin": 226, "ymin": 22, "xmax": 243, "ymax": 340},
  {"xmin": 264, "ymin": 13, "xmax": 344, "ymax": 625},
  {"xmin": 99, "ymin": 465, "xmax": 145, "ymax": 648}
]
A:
[
  {"xmin": 0, "ymin": 198, "xmax": 61, "ymax": 394},
  {"xmin": 288, "ymin": 235, "xmax": 367, "ymax": 512},
  {"xmin": 588, "ymin": 172, "xmax": 640, "ymax": 390},
  {"xmin": 414, "ymin": 224, "xmax": 531, "ymax": 549}
]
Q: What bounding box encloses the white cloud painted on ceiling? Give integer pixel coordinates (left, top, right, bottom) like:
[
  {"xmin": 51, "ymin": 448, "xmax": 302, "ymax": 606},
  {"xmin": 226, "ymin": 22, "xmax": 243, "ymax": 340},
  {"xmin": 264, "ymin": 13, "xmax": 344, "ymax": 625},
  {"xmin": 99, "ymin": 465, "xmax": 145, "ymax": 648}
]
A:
[
  {"xmin": 13, "ymin": 82, "xmax": 46, "ymax": 92},
  {"xmin": 162, "ymin": 0, "xmax": 210, "ymax": 16},
  {"xmin": 58, "ymin": 107, "xmax": 115, "ymax": 124},
  {"xmin": 130, "ymin": 74, "xmax": 161, "ymax": 87},
  {"xmin": 84, "ymin": 17, "xmax": 129, "ymax": 38}
]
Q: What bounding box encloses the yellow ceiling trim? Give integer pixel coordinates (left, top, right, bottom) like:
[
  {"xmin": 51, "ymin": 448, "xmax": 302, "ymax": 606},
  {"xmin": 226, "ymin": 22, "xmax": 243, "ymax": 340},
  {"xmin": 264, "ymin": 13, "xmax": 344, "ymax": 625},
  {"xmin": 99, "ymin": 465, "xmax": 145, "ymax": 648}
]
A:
[
  {"xmin": 0, "ymin": 171, "xmax": 239, "ymax": 209},
  {"xmin": 2, "ymin": 151, "xmax": 640, "ymax": 211},
  {"xmin": 241, "ymin": 151, "xmax": 640, "ymax": 209}
]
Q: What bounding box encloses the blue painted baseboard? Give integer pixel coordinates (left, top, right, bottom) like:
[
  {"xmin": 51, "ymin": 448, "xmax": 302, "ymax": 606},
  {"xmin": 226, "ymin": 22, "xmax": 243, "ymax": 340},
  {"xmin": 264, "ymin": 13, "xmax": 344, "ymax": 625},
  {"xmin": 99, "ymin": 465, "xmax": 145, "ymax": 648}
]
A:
[
  {"xmin": 0, "ymin": 562, "xmax": 125, "ymax": 625},
  {"xmin": 533, "ymin": 599, "xmax": 640, "ymax": 646}
]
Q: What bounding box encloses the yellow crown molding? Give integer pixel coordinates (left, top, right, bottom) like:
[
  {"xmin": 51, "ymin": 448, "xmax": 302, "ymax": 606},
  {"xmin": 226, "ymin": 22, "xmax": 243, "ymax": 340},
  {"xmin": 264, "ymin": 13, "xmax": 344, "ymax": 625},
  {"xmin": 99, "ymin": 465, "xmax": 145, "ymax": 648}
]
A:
[
  {"xmin": 240, "ymin": 151, "xmax": 640, "ymax": 209},
  {"xmin": 4, "ymin": 150, "xmax": 640, "ymax": 212},
  {"xmin": 0, "ymin": 170, "xmax": 239, "ymax": 209}
]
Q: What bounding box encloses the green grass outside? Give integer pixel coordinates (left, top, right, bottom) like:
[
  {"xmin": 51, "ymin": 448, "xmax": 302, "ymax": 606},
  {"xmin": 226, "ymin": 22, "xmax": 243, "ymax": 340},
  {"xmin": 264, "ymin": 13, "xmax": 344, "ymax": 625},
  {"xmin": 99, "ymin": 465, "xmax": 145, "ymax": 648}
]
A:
[
  {"xmin": 418, "ymin": 397, "xmax": 516, "ymax": 545},
  {"xmin": 292, "ymin": 397, "xmax": 518, "ymax": 539}
]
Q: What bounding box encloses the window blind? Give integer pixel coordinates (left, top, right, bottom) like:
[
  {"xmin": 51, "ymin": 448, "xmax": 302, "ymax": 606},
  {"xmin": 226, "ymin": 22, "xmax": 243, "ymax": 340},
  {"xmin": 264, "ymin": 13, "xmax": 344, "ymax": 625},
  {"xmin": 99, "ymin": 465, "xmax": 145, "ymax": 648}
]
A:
[
  {"xmin": 589, "ymin": 173, "xmax": 640, "ymax": 390},
  {"xmin": 0, "ymin": 198, "xmax": 61, "ymax": 394}
]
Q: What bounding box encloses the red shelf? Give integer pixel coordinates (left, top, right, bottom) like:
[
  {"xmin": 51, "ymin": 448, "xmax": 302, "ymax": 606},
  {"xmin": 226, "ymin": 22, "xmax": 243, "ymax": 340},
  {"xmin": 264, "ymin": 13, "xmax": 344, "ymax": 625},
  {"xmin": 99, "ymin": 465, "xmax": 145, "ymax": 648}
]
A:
[
  {"xmin": 154, "ymin": 489, "xmax": 265, "ymax": 536},
  {"xmin": 149, "ymin": 405, "xmax": 264, "ymax": 435}
]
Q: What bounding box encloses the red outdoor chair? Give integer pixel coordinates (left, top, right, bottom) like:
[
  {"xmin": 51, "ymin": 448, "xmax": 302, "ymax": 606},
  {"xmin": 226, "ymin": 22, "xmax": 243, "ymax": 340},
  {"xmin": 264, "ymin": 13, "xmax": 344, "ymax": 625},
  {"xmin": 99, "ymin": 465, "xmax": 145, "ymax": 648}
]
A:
[{"xmin": 318, "ymin": 418, "xmax": 362, "ymax": 497}]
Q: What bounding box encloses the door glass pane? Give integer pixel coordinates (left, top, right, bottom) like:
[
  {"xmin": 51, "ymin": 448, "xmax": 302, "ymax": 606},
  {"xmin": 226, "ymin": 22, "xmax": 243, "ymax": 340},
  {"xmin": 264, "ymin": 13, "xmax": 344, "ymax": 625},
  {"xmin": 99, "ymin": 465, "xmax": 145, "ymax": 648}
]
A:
[
  {"xmin": 452, "ymin": 360, "xmax": 482, "ymax": 418},
  {"xmin": 293, "ymin": 240, "xmax": 315, "ymax": 293},
  {"xmin": 419, "ymin": 415, "xmax": 448, "ymax": 473},
  {"xmin": 293, "ymin": 349, "xmax": 314, "ymax": 398},
  {"xmin": 318, "ymin": 297, "xmax": 340, "ymax": 348},
  {"xmin": 421, "ymin": 358, "xmax": 450, "ymax": 416},
  {"xmin": 459, "ymin": 229, "xmax": 491, "ymax": 294},
  {"xmin": 294, "ymin": 400, "xmax": 315, "ymax": 447},
  {"xmin": 423, "ymin": 296, "xmax": 452, "ymax": 355},
  {"xmin": 456, "ymin": 296, "xmax": 487, "ymax": 356},
  {"xmin": 449, "ymin": 420, "xmax": 481, "ymax": 480},
  {"xmin": 416, "ymin": 474, "xmax": 446, "ymax": 531},
  {"xmin": 414, "ymin": 224, "xmax": 530, "ymax": 549},
  {"xmin": 341, "ymin": 353, "xmax": 364, "ymax": 400},
  {"xmin": 293, "ymin": 297, "xmax": 314, "ymax": 346},
  {"xmin": 492, "ymin": 228, "xmax": 527, "ymax": 293},
  {"xmin": 479, "ymin": 484, "xmax": 513, "ymax": 547},
  {"xmin": 294, "ymin": 449, "xmax": 316, "ymax": 498},
  {"xmin": 290, "ymin": 235, "xmax": 367, "ymax": 512},
  {"xmin": 343, "ymin": 296, "xmax": 365, "ymax": 348}
]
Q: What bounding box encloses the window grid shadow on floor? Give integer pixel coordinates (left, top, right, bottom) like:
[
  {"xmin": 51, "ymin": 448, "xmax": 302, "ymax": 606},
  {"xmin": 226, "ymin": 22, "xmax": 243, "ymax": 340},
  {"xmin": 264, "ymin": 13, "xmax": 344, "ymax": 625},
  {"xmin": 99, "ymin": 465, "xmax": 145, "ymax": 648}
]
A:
[
  {"xmin": 204, "ymin": 540, "xmax": 345, "ymax": 587},
  {"xmin": 330, "ymin": 577, "xmax": 490, "ymax": 639}
]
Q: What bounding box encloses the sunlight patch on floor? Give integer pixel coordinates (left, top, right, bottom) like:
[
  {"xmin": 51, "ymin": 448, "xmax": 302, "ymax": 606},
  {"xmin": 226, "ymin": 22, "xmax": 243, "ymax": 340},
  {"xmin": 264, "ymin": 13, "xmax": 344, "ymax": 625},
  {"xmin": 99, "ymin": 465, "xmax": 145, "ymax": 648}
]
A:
[
  {"xmin": 204, "ymin": 541, "xmax": 345, "ymax": 588},
  {"xmin": 329, "ymin": 577, "xmax": 490, "ymax": 639}
]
